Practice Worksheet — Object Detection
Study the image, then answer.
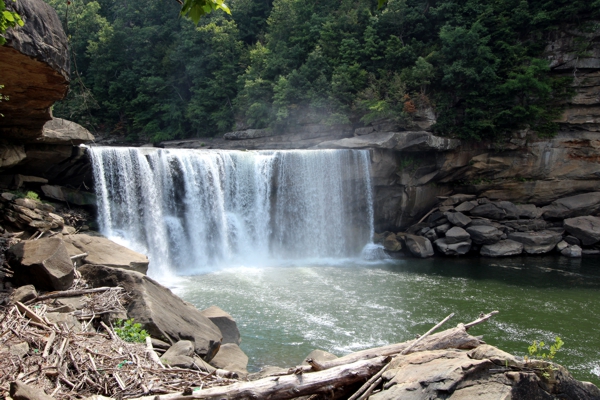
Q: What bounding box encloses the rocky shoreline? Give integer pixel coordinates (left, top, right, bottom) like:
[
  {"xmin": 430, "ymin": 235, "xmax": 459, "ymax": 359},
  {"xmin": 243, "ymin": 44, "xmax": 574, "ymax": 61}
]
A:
[{"xmin": 376, "ymin": 191, "xmax": 600, "ymax": 259}]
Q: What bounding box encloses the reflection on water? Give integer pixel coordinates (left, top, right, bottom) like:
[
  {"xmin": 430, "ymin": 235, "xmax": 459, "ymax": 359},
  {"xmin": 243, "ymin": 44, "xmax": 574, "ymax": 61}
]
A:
[{"xmin": 175, "ymin": 255, "xmax": 600, "ymax": 385}]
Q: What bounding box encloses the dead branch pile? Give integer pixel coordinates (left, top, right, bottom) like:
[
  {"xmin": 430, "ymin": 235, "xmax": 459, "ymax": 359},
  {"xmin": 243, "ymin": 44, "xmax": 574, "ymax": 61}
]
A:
[{"xmin": 0, "ymin": 292, "xmax": 239, "ymax": 400}]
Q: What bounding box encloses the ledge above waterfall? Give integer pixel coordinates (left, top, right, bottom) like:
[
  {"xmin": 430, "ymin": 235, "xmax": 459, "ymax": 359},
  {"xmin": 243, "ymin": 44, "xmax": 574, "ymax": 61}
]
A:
[{"xmin": 313, "ymin": 131, "xmax": 461, "ymax": 152}]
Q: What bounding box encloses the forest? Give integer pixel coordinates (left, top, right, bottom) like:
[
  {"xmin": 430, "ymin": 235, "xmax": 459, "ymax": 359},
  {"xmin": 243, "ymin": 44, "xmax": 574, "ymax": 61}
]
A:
[{"xmin": 44, "ymin": 0, "xmax": 600, "ymax": 143}]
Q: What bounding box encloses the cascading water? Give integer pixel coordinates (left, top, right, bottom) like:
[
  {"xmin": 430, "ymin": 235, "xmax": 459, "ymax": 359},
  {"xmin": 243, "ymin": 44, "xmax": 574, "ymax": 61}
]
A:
[{"xmin": 89, "ymin": 147, "xmax": 376, "ymax": 276}]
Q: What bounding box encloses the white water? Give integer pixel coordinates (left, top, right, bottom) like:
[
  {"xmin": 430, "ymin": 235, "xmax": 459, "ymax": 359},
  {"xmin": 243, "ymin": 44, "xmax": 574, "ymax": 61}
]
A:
[{"xmin": 89, "ymin": 147, "xmax": 377, "ymax": 276}]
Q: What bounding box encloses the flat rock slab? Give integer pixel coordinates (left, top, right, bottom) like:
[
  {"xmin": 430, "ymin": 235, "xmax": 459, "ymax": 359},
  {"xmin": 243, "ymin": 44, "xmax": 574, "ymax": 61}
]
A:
[
  {"xmin": 466, "ymin": 225, "xmax": 502, "ymax": 245},
  {"xmin": 507, "ymin": 230, "xmax": 563, "ymax": 254},
  {"xmin": 480, "ymin": 240, "xmax": 523, "ymax": 257},
  {"xmin": 63, "ymin": 234, "xmax": 149, "ymax": 274},
  {"xmin": 445, "ymin": 212, "xmax": 472, "ymax": 227},
  {"xmin": 470, "ymin": 203, "xmax": 508, "ymax": 220},
  {"xmin": 8, "ymin": 237, "xmax": 74, "ymax": 290},
  {"xmin": 543, "ymin": 192, "xmax": 600, "ymax": 219},
  {"xmin": 564, "ymin": 216, "xmax": 600, "ymax": 246},
  {"xmin": 79, "ymin": 265, "xmax": 222, "ymax": 361}
]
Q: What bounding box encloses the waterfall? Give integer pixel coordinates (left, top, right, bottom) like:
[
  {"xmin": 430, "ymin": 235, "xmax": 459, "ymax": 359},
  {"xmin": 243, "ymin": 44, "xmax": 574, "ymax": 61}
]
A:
[{"xmin": 89, "ymin": 147, "xmax": 375, "ymax": 276}]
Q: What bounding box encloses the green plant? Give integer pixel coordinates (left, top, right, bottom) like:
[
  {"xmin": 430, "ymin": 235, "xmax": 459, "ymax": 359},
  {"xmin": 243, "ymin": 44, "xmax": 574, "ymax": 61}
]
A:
[
  {"xmin": 528, "ymin": 336, "xmax": 564, "ymax": 361},
  {"xmin": 25, "ymin": 191, "xmax": 39, "ymax": 200},
  {"xmin": 114, "ymin": 319, "xmax": 149, "ymax": 343}
]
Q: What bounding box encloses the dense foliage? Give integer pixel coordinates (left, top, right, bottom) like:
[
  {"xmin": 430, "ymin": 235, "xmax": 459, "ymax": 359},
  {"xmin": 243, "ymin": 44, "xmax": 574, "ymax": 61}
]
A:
[{"xmin": 45, "ymin": 0, "xmax": 599, "ymax": 142}]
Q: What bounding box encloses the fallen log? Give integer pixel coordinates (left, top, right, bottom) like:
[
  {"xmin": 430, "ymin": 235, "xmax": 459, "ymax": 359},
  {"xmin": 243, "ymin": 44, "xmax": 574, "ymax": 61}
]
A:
[
  {"xmin": 25, "ymin": 286, "xmax": 123, "ymax": 304},
  {"xmin": 132, "ymin": 356, "xmax": 390, "ymax": 400}
]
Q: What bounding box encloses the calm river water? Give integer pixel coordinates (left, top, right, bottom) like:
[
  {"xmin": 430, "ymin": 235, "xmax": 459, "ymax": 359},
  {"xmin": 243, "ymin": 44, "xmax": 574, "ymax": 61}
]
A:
[{"xmin": 172, "ymin": 255, "xmax": 600, "ymax": 385}]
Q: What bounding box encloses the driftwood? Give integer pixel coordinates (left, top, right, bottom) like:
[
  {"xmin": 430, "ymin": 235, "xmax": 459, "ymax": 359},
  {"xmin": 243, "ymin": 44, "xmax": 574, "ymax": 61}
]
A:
[{"xmin": 134, "ymin": 356, "xmax": 391, "ymax": 400}]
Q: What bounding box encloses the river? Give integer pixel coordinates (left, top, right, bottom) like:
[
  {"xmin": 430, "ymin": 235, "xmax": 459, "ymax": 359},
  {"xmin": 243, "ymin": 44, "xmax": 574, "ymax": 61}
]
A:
[{"xmin": 174, "ymin": 255, "xmax": 600, "ymax": 385}]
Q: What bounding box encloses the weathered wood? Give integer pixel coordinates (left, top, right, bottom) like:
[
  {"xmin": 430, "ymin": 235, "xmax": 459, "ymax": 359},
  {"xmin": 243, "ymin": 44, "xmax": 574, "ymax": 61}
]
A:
[
  {"xmin": 132, "ymin": 356, "xmax": 390, "ymax": 400},
  {"xmin": 70, "ymin": 253, "xmax": 88, "ymax": 260},
  {"xmin": 464, "ymin": 310, "xmax": 499, "ymax": 330},
  {"xmin": 146, "ymin": 336, "xmax": 165, "ymax": 369},
  {"xmin": 299, "ymin": 325, "xmax": 481, "ymax": 374},
  {"xmin": 25, "ymin": 287, "xmax": 123, "ymax": 304},
  {"xmin": 15, "ymin": 302, "xmax": 47, "ymax": 325}
]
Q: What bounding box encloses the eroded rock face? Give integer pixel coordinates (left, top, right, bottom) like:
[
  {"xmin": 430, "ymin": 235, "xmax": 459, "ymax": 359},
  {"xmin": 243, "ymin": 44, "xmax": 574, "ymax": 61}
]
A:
[
  {"xmin": 200, "ymin": 305, "xmax": 241, "ymax": 345},
  {"xmin": 0, "ymin": 0, "xmax": 69, "ymax": 140}
]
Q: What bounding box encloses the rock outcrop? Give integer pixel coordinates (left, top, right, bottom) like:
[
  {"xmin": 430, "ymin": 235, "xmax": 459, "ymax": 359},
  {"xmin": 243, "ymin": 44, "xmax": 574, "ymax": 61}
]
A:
[
  {"xmin": 78, "ymin": 264, "xmax": 223, "ymax": 361},
  {"xmin": 0, "ymin": 0, "xmax": 69, "ymax": 140}
]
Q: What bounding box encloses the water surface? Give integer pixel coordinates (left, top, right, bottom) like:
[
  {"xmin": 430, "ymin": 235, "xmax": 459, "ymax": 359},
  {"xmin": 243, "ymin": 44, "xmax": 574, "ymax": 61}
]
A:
[{"xmin": 174, "ymin": 255, "xmax": 600, "ymax": 385}]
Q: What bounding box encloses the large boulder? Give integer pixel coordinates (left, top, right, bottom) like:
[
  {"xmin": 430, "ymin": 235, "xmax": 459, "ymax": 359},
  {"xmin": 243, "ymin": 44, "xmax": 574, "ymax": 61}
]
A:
[
  {"xmin": 200, "ymin": 305, "xmax": 241, "ymax": 345},
  {"xmin": 480, "ymin": 240, "xmax": 523, "ymax": 257},
  {"xmin": 564, "ymin": 216, "xmax": 600, "ymax": 246},
  {"xmin": 541, "ymin": 192, "xmax": 600, "ymax": 220},
  {"xmin": 8, "ymin": 237, "xmax": 74, "ymax": 290},
  {"xmin": 39, "ymin": 118, "xmax": 95, "ymax": 144},
  {"xmin": 507, "ymin": 230, "xmax": 563, "ymax": 254},
  {"xmin": 470, "ymin": 203, "xmax": 508, "ymax": 220},
  {"xmin": 444, "ymin": 212, "xmax": 472, "ymax": 228},
  {"xmin": 78, "ymin": 265, "xmax": 222, "ymax": 361},
  {"xmin": 404, "ymin": 234, "xmax": 434, "ymax": 258},
  {"xmin": 63, "ymin": 234, "xmax": 149, "ymax": 274},
  {"xmin": 466, "ymin": 225, "xmax": 502, "ymax": 245},
  {"xmin": 209, "ymin": 343, "xmax": 249, "ymax": 376},
  {"xmin": 371, "ymin": 346, "xmax": 600, "ymax": 400},
  {"xmin": 444, "ymin": 227, "xmax": 470, "ymax": 244}
]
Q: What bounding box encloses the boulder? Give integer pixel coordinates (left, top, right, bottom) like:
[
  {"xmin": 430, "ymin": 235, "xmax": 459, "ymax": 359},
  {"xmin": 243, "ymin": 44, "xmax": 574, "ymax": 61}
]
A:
[
  {"xmin": 542, "ymin": 192, "xmax": 600, "ymax": 220},
  {"xmin": 466, "ymin": 225, "xmax": 503, "ymax": 245},
  {"xmin": 302, "ymin": 349, "xmax": 338, "ymax": 365},
  {"xmin": 10, "ymin": 381, "xmax": 55, "ymax": 400},
  {"xmin": 507, "ymin": 231, "xmax": 563, "ymax": 254},
  {"xmin": 164, "ymin": 340, "xmax": 195, "ymax": 357},
  {"xmin": 209, "ymin": 343, "xmax": 249, "ymax": 376},
  {"xmin": 562, "ymin": 245, "xmax": 583, "ymax": 258},
  {"xmin": 382, "ymin": 233, "xmax": 402, "ymax": 252},
  {"xmin": 434, "ymin": 223, "xmax": 452, "ymax": 235},
  {"xmin": 434, "ymin": 238, "xmax": 472, "ymax": 255},
  {"xmin": 454, "ymin": 201, "xmax": 477, "ymax": 213},
  {"xmin": 0, "ymin": 144, "xmax": 27, "ymax": 168},
  {"xmin": 200, "ymin": 305, "xmax": 241, "ymax": 345},
  {"xmin": 516, "ymin": 204, "xmax": 541, "ymax": 219},
  {"xmin": 78, "ymin": 265, "xmax": 222, "ymax": 361},
  {"xmin": 494, "ymin": 201, "xmax": 520, "ymax": 219},
  {"xmin": 564, "ymin": 216, "xmax": 600, "ymax": 246},
  {"xmin": 424, "ymin": 229, "xmax": 438, "ymax": 242},
  {"xmin": 480, "ymin": 240, "xmax": 523, "ymax": 257},
  {"xmin": 39, "ymin": 118, "xmax": 95, "ymax": 144},
  {"xmin": 444, "ymin": 227, "xmax": 470, "ymax": 244},
  {"xmin": 63, "ymin": 234, "xmax": 149, "ymax": 274},
  {"xmin": 10, "ymin": 284, "xmax": 37, "ymax": 304},
  {"xmin": 404, "ymin": 234, "xmax": 434, "ymax": 258},
  {"xmin": 8, "ymin": 237, "xmax": 74, "ymax": 290},
  {"xmin": 470, "ymin": 203, "xmax": 507, "ymax": 220},
  {"xmin": 444, "ymin": 212, "xmax": 472, "ymax": 228}
]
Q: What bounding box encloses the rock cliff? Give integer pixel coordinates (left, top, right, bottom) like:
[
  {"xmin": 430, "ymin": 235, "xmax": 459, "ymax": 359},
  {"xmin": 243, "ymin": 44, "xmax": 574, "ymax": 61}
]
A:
[{"xmin": 0, "ymin": 0, "xmax": 69, "ymax": 140}]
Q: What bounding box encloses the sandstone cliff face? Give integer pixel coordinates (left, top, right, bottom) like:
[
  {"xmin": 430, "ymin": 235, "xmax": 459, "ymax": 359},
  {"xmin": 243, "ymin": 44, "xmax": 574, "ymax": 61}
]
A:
[
  {"xmin": 0, "ymin": 0, "xmax": 69, "ymax": 140},
  {"xmin": 545, "ymin": 22, "xmax": 600, "ymax": 132}
]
